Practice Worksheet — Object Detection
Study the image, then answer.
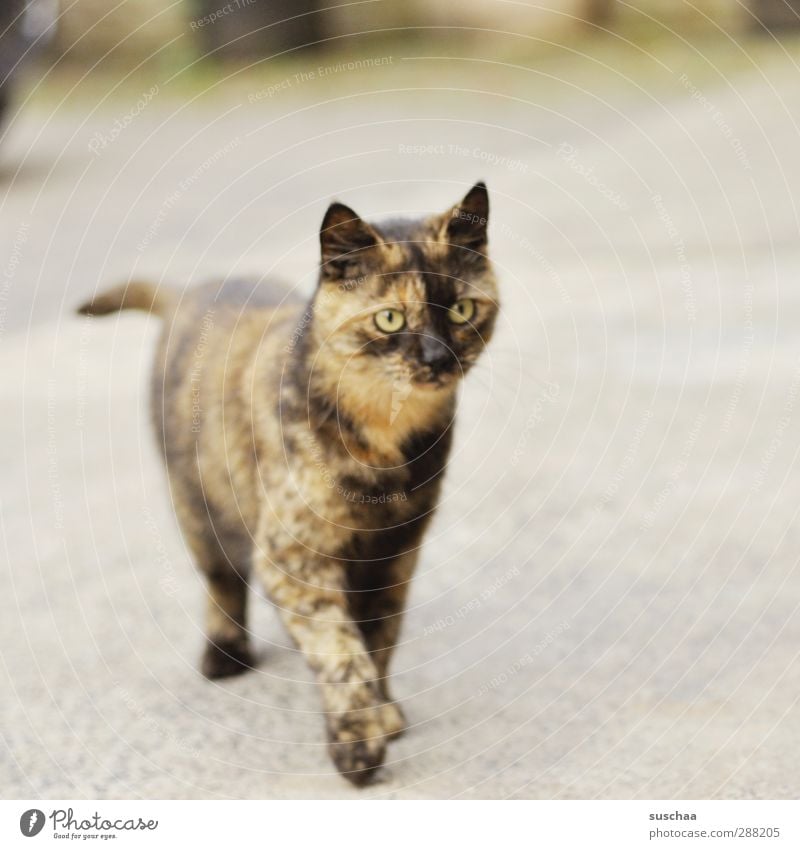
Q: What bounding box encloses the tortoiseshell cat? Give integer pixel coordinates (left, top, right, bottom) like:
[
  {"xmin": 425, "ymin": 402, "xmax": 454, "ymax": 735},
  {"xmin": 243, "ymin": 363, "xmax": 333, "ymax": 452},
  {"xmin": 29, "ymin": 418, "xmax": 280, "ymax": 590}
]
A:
[{"xmin": 78, "ymin": 182, "xmax": 499, "ymax": 784}]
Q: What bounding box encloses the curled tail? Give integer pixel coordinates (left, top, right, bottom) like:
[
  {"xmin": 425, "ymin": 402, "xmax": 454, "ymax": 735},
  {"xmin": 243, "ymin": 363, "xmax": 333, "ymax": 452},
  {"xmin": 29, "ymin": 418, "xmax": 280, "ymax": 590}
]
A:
[{"xmin": 76, "ymin": 280, "xmax": 176, "ymax": 318}]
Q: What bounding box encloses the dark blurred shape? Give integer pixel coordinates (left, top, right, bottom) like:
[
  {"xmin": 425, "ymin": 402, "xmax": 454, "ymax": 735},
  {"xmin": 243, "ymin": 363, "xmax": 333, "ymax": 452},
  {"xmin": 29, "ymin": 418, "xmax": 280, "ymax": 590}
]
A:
[
  {"xmin": 192, "ymin": 0, "xmax": 328, "ymax": 60},
  {"xmin": 750, "ymin": 0, "xmax": 800, "ymax": 30},
  {"xmin": 581, "ymin": 0, "xmax": 615, "ymax": 27},
  {"xmin": 0, "ymin": 0, "xmax": 58, "ymax": 131}
]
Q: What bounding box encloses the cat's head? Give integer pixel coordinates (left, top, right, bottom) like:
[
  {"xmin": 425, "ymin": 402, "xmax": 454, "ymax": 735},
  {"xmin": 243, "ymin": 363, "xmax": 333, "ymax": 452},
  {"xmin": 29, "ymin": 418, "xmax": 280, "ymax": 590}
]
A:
[{"xmin": 310, "ymin": 183, "xmax": 498, "ymax": 410}]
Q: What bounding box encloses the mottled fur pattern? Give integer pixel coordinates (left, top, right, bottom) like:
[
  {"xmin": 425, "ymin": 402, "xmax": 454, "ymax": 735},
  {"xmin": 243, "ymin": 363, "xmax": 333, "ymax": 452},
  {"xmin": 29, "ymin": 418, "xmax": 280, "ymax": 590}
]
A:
[{"xmin": 78, "ymin": 183, "xmax": 499, "ymax": 784}]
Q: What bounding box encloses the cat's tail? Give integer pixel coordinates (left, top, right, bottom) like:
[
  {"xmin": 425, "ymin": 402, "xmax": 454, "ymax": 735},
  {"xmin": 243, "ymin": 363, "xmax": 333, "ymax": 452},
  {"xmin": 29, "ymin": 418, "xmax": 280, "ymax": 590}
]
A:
[{"xmin": 76, "ymin": 280, "xmax": 176, "ymax": 318}]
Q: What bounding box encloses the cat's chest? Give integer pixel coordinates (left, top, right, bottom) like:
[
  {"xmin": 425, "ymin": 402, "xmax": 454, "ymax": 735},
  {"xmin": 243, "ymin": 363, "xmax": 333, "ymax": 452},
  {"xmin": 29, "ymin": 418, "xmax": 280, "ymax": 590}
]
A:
[
  {"xmin": 335, "ymin": 430, "xmax": 452, "ymax": 526},
  {"xmin": 273, "ymin": 413, "xmax": 454, "ymax": 535}
]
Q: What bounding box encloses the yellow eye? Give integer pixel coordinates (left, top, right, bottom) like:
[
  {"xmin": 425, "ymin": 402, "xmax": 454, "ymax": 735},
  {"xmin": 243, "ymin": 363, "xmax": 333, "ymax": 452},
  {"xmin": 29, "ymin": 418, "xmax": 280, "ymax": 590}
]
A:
[
  {"xmin": 448, "ymin": 298, "xmax": 475, "ymax": 325},
  {"xmin": 374, "ymin": 308, "xmax": 406, "ymax": 333}
]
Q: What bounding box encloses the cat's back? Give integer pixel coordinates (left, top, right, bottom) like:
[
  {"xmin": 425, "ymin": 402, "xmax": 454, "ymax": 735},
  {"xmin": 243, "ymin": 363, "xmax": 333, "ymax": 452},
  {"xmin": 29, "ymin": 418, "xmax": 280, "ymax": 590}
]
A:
[
  {"xmin": 183, "ymin": 275, "xmax": 305, "ymax": 313},
  {"xmin": 157, "ymin": 276, "xmax": 305, "ymax": 366},
  {"xmin": 151, "ymin": 276, "xmax": 306, "ymax": 453}
]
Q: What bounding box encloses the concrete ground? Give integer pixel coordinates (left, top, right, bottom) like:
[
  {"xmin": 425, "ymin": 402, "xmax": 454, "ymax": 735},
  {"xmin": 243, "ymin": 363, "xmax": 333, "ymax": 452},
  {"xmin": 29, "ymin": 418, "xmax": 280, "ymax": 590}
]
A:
[{"xmin": 2, "ymin": 35, "xmax": 800, "ymax": 799}]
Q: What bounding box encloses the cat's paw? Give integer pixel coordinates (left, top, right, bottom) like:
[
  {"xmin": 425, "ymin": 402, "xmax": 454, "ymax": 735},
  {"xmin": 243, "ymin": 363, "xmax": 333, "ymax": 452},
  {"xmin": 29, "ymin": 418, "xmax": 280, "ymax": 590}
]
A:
[
  {"xmin": 378, "ymin": 700, "xmax": 407, "ymax": 739},
  {"xmin": 200, "ymin": 638, "xmax": 254, "ymax": 679},
  {"xmin": 327, "ymin": 710, "xmax": 388, "ymax": 786}
]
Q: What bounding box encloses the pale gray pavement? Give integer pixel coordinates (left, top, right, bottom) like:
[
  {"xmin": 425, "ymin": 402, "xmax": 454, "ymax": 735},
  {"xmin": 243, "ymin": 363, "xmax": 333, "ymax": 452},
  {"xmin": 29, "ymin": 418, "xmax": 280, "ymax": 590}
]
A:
[{"xmin": 2, "ymin": 43, "xmax": 800, "ymax": 798}]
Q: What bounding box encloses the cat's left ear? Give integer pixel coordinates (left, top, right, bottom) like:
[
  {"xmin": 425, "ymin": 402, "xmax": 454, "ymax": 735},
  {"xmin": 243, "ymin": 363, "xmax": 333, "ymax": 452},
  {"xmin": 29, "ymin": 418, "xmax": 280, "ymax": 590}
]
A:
[
  {"xmin": 441, "ymin": 181, "xmax": 489, "ymax": 252},
  {"xmin": 319, "ymin": 201, "xmax": 383, "ymax": 278}
]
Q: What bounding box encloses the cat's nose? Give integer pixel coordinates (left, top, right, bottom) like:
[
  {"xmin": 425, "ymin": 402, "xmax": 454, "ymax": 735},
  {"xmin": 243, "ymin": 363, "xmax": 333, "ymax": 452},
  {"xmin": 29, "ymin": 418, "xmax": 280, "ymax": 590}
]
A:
[{"xmin": 420, "ymin": 333, "xmax": 454, "ymax": 370}]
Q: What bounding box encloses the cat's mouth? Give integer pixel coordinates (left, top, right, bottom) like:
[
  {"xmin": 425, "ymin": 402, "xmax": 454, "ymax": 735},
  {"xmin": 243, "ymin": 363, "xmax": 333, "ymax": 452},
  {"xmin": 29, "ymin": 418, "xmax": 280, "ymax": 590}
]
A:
[{"xmin": 411, "ymin": 369, "xmax": 459, "ymax": 390}]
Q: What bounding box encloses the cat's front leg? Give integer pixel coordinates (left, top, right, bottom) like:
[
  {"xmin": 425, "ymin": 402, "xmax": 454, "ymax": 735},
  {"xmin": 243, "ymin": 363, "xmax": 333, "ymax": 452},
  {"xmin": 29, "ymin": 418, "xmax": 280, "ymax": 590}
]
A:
[
  {"xmin": 345, "ymin": 550, "xmax": 420, "ymax": 738},
  {"xmin": 254, "ymin": 534, "xmax": 393, "ymax": 785}
]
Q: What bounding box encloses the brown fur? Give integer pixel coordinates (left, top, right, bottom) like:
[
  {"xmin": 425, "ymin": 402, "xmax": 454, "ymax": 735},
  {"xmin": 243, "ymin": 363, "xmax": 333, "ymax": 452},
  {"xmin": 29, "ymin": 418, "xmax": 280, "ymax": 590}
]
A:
[{"xmin": 77, "ymin": 183, "xmax": 499, "ymax": 785}]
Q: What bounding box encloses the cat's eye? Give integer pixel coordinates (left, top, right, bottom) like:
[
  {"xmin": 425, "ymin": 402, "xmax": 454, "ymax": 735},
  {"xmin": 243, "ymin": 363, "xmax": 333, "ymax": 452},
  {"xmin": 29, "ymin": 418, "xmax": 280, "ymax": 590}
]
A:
[
  {"xmin": 374, "ymin": 308, "xmax": 406, "ymax": 333},
  {"xmin": 448, "ymin": 298, "xmax": 475, "ymax": 325}
]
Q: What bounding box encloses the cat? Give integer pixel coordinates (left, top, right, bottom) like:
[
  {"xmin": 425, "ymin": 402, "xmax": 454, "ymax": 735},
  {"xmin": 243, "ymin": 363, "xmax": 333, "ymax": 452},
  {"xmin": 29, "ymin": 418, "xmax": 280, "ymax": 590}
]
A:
[{"xmin": 77, "ymin": 182, "xmax": 499, "ymax": 785}]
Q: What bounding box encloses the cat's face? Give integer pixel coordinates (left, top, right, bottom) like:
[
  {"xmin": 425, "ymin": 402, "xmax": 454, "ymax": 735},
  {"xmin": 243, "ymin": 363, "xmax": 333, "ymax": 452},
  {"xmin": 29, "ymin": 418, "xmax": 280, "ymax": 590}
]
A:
[{"xmin": 310, "ymin": 183, "xmax": 498, "ymax": 406}]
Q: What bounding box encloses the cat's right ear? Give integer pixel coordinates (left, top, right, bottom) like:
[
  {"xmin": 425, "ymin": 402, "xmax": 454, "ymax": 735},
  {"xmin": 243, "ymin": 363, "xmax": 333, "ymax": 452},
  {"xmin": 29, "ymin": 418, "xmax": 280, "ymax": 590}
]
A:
[
  {"xmin": 319, "ymin": 202, "xmax": 382, "ymax": 279},
  {"xmin": 442, "ymin": 181, "xmax": 489, "ymax": 252}
]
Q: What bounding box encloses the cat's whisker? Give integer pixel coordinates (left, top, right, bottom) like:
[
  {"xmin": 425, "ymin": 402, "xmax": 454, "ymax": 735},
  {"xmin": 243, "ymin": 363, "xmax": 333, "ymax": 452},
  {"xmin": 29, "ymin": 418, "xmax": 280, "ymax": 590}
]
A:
[
  {"xmin": 473, "ymin": 356, "xmax": 551, "ymax": 383},
  {"xmin": 469, "ymin": 359, "xmax": 558, "ymax": 395},
  {"xmin": 466, "ymin": 370, "xmax": 529, "ymax": 401}
]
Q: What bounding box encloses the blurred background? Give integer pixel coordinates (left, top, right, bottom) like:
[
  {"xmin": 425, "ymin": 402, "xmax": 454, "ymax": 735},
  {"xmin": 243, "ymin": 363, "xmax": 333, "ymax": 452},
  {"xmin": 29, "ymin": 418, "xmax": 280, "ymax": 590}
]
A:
[{"xmin": 2, "ymin": 1, "xmax": 800, "ymax": 799}]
